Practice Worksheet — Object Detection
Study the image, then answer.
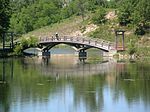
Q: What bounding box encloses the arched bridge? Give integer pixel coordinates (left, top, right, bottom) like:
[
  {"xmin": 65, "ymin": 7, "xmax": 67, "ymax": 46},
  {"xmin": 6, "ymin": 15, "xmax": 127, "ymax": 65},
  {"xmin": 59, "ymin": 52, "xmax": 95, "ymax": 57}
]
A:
[{"xmin": 38, "ymin": 36, "xmax": 116, "ymax": 52}]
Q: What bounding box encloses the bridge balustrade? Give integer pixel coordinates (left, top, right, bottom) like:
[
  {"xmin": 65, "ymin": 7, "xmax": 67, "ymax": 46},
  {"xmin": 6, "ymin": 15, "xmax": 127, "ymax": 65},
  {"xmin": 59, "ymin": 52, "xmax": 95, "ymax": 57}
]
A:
[{"xmin": 39, "ymin": 36, "xmax": 116, "ymax": 51}]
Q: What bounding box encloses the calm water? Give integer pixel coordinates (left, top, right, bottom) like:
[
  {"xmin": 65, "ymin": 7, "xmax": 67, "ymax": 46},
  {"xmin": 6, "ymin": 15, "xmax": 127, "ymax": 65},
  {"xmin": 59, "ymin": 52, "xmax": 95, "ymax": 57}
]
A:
[{"xmin": 0, "ymin": 48, "xmax": 150, "ymax": 112}]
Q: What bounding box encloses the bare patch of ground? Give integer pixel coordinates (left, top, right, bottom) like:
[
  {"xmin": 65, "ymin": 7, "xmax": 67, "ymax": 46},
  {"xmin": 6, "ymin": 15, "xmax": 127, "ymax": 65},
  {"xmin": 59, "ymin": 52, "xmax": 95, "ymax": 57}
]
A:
[
  {"xmin": 70, "ymin": 24, "xmax": 98, "ymax": 36},
  {"xmin": 125, "ymin": 31, "xmax": 133, "ymax": 35},
  {"xmin": 105, "ymin": 11, "xmax": 117, "ymax": 20}
]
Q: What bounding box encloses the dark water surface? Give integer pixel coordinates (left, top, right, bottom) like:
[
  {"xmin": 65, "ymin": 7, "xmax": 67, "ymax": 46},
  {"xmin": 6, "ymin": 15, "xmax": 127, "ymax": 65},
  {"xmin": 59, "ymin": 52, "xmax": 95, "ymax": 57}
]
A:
[{"xmin": 0, "ymin": 49, "xmax": 150, "ymax": 112}]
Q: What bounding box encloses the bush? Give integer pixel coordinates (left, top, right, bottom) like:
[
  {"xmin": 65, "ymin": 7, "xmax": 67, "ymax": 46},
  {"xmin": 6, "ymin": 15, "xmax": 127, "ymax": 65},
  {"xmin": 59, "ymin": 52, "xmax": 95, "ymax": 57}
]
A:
[
  {"xmin": 10, "ymin": 1, "xmax": 60, "ymax": 34},
  {"xmin": 20, "ymin": 37, "xmax": 29, "ymax": 48},
  {"xmin": 135, "ymin": 24, "xmax": 145, "ymax": 35},
  {"xmin": 134, "ymin": 21, "xmax": 150, "ymax": 35},
  {"xmin": 28, "ymin": 36, "xmax": 38, "ymax": 47},
  {"xmin": 127, "ymin": 39, "xmax": 137, "ymax": 55},
  {"xmin": 92, "ymin": 7, "xmax": 107, "ymax": 25},
  {"xmin": 13, "ymin": 36, "xmax": 38, "ymax": 55},
  {"xmin": 14, "ymin": 44, "xmax": 23, "ymax": 55},
  {"xmin": 118, "ymin": 11, "xmax": 131, "ymax": 26}
]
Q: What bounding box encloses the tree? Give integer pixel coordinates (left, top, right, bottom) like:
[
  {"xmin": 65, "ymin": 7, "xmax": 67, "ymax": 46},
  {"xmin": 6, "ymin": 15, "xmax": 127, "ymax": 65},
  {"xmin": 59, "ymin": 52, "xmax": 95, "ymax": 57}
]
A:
[
  {"xmin": 132, "ymin": 0, "xmax": 150, "ymax": 35},
  {"xmin": 0, "ymin": 0, "xmax": 10, "ymax": 34},
  {"xmin": 75, "ymin": 0, "xmax": 88, "ymax": 21},
  {"xmin": 118, "ymin": 0, "xmax": 133, "ymax": 26},
  {"xmin": 92, "ymin": 7, "xmax": 106, "ymax": 25},
  {"xmin": 118, "ymin": 0, "xmax": 149, "ymax": 35},
  {"xmin": 95, "ymin": 0, "xmax": 107, "ymax": 7},
  {"xmin": 10, "ymin": 0, "xmax": 60, "ymax": 34}
]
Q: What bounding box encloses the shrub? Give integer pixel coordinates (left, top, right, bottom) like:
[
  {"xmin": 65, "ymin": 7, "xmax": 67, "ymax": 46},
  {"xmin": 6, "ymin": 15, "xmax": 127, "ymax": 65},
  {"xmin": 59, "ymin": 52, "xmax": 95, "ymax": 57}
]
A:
[
  {"xmin": 20, "ymin": 37, "xmax": 29, "ymax": 49},
  {"xmin": 92, "ymin": 7, "xmax": 107, "ymax": 25},
  {"xmin": 14, "ymin": 44, "xmax": 23, "ymax": 55},
  {"xmin": 135, "ymin": 24, "xmax": 145, "ymax": 35},
  {"xmin": 28, "ymin": 36, "xmax": 38, "ymax": 47},
  {"xmin": 127, "ymin": 39, "xmax": 137, "ymax": 55},
  {"xmin": 13, "ymin": 36, "xmax": 38, "ymax": 55}
]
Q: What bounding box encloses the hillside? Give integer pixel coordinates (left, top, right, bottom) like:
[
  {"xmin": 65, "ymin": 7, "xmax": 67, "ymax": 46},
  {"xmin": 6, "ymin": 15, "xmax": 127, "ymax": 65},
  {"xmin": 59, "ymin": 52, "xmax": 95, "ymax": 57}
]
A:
[
  {"xmin": 25, "ymin": 10, "xmax": 136, "ymax": 42},
  {"xmin": 24, "ymin": 9, "xmax": 150, "ymax": 58},
  {"xmin": 1, "ymin": 0, "xmax": 149, "ymax": 57},
  {"xmin": 26, "ymin": 16, "xmax": 83, "ymax": 37},
  {"xmin": 25, "ymin": 14, "xmax": 98, "ymax": 38}
]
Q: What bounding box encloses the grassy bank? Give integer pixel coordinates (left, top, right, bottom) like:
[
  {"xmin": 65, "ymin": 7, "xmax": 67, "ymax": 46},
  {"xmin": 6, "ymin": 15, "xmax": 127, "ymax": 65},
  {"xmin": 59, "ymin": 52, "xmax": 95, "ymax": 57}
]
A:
[{"xmin": 26, "ymin": 15, "xmax": 84, "ymax": 37}]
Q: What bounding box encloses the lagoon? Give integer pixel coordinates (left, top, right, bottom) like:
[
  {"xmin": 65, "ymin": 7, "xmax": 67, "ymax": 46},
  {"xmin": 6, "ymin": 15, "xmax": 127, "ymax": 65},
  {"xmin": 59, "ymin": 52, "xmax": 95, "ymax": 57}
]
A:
[{"xmin": 0, "ymin": 48, "xmax": 150, "ymax": 112}]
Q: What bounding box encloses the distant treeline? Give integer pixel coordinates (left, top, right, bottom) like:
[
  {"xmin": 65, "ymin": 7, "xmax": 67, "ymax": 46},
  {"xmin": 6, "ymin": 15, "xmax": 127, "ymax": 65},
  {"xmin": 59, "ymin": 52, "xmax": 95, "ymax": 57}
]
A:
[{"xmin": 0, "ymin": 0, "xmax": 149, "ymax": 35}]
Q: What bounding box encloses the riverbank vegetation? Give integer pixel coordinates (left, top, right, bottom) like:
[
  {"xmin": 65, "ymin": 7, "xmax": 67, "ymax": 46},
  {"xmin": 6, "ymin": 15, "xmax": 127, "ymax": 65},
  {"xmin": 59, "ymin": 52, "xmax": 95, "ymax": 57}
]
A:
[
  {"xmin": 0, "ymin": 0, "xmax": 150, "ymax": 57},
  {"xmin": 14, "ymin": 36, "xmax": 38, "ymax": 55}
]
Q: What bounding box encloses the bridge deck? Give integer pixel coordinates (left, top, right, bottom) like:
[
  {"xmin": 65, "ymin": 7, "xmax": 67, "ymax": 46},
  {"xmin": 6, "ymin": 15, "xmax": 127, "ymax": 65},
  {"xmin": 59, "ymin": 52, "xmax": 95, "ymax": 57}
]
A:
[{"xmin": 39, "ymin": 36, "xmax": 116, "ymax": 52}]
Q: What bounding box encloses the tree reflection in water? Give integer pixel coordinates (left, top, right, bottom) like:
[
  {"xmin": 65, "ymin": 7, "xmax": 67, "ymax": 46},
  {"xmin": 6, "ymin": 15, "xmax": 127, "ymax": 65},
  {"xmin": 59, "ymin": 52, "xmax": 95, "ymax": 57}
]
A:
[{"xmin": 0, "ymin": 57, "xmax": 150, "ymax": 112}]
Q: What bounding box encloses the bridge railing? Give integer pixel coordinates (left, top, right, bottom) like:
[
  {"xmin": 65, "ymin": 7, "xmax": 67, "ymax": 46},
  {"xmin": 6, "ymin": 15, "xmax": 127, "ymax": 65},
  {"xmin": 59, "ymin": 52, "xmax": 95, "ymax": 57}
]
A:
[{"xmin": 39, "ymin": 36, "xmax": 115, "ymax": 51}]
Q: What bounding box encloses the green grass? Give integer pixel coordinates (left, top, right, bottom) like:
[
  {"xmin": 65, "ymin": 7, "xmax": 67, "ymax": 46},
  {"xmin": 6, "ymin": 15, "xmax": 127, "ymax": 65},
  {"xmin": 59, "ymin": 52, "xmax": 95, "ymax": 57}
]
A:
[
  {"xmin": 25, "ymin": 15, "xmax": 84, "ymax": 37},
  {"xmin": 87, "ymin": 23, "xmax": 115, "ymax": 41}
]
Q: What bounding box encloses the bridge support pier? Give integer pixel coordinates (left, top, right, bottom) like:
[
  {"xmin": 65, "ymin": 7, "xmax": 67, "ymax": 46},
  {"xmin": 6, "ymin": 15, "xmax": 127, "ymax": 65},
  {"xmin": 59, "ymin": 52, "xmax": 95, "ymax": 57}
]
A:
[
  {"xmin": 42, "ymin": 51, "xmax": 51, "ymax": 57},
  {"xmin": 78, "ymin": 50, "xmax": 87, "ymax": 57}
]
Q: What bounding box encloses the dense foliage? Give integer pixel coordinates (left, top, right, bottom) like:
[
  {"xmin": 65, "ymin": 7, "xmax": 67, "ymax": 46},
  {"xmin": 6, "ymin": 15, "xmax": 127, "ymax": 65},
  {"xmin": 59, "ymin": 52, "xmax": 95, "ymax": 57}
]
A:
[
  {"xmin": 0, "ymin": 0, "xmax": 10, "ymax": 34},
  {"xmin": 9, "ymin": 0, "xmax": 111, "ymax": 34},
  {"xmin": 14, "ymin": 36, "xmax": 38, "ymax": 55},
  {"xmin": 92, "ymin": 7, "xmax": 106, "ymax": 25},
  {"xmin": 10, "ymin": 0, "xmax": 61, "ymax": 34},
  {"xmin": 0, "ymin": 0, "xmax": 149, "ymax": 36},
  {"xmin": 118, "ymin": 0, "xmax": 150, "ymax": 35}
]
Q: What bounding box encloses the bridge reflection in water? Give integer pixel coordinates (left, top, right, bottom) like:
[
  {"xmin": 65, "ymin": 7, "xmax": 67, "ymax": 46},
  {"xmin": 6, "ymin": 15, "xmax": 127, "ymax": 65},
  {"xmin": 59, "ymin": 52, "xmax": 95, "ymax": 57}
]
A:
[
  {"xmin": 23, "ymin": 54, "xmax": 124, "ymax": 78},
  {"xmin": 0, "ymin": 55, "xmax": 125, "ymax": 84}
]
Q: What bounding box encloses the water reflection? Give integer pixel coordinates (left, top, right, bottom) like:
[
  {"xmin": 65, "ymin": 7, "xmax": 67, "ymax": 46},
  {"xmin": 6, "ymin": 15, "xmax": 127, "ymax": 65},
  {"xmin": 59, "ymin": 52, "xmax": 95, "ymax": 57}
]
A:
[
  {"xmin": 23, "ymin": 55, "xmax": 115, "ymax": 77},
  {"xmin": 0, "ymin": 59, "xmax": 14, "ymax": 83},
  {"xmin": 0, "ymin": 56, "xmax": 150, "ymax": 112}
]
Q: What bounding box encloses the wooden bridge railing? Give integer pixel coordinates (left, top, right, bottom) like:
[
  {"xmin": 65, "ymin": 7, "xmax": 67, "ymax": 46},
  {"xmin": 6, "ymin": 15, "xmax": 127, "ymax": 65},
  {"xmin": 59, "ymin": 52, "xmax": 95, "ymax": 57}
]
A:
[{"xmin": 39, "ymin": 36, "xmax": 116, "ymax": 51}]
